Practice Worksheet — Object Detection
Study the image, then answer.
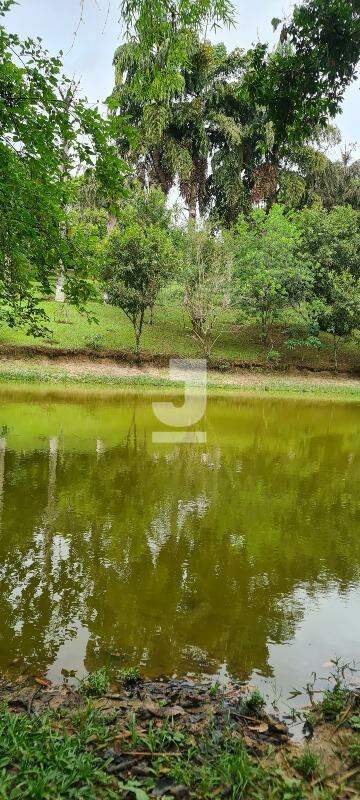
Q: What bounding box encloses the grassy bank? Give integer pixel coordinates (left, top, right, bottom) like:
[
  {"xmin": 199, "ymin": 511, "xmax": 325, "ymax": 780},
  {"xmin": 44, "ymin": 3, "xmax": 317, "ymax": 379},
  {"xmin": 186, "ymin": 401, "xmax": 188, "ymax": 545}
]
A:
[
  {"xmin": 0, "ymin": 292, "xmax": 360, "ymax": 375},
  {"xmin": 1, "ymin": 667, "xmax": 360, "ymax": 799},
  {"xmin": 0, "ymin": 356, "xmax": 360, "ymax": 403}
]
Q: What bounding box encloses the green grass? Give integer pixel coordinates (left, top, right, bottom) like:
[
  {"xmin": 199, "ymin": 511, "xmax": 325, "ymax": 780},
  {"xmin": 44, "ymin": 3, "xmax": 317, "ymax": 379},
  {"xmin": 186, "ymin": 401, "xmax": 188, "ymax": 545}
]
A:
[
  {"xmin": 320, "ymin": 685, "xmax": 349, "ymax": 722},
  {"xmin": 166, "ymin": 731, "xmax": 305, "ymax": 800},
  {"xmin": 0, "ymin": 696, "xmax": 357, "ymax": 800},
  {"xmin": 0, "ymin": 362, "xmax": 360, "ymax": 404},
  {"xmin": 79, "ymin": 667, "xmax": 110, "ymax": 698},
  {"xmin": 0, "ymin": 704, "xmax": 114, "ymax": 799},
  {"xmin": 0, "ymin": 286, "xmax": 360, "ymax": 372},
  {"xmin": 117, "ymin": 666, "xmax": 141, "ymax": 687},
  {"xmin": 293, "ymin": 750, "xmax": 320, "ymax": 780},
  {"xmin": 348, "ymin": 737, "xmax": 360, "ymax": 765}
]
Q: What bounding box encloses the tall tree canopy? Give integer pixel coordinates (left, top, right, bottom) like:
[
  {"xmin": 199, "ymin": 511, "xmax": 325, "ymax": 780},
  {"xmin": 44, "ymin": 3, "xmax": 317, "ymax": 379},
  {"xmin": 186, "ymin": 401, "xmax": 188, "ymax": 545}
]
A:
[
  {"xmin": 0, "ymin": 0, "xmax": 126, "ymax": 333},
  {"xmin": 111, "ymin": 0, "xmax": 360, "ymax": 223},
  {"xmin": 118, "ymin": 0, "xmax": 234, "ymax": 101}
]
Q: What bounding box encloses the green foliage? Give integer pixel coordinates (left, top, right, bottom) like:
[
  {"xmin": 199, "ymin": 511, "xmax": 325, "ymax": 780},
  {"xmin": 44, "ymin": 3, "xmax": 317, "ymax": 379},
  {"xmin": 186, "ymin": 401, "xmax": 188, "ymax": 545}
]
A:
[
  {"xmin": 0, "ymin": 4, "xmax": 125, "ymax": 334},
  {"xmin": 139, "ymin": 720, "xmax": 185, "ymax": 753},
  {"xmin": 279, "ymin": 141, "xmax": 360, "ymax": 212},
  {"xmin": 348, "ymin": 736, "xmax": 360, "ymax": 765},
  {"xmin": 243, "ymin": 689, "xmax": 266, "ymax": 714},
  {"xmin": 79, "ymin": 667, "xmax": 110, "ymax": 697},
  {"xmin": 293, "ymin": 749, "xmax": 319, "ymax": 779},
  {"xmin": 70, "ymin": 704, "xmax": 117, "ymax": 746},
  {"xmin": 118, "ymin": 0, "xmax": 235, "ymax": 103},
  {"xmin": 169, "ymin": 734, "xmax": 255, "ymax": 799},
  {"xmin": 320, "ymin": 684, "xmax": 348, "ymax": 721},
  {"xmin": 118, "ymin": 666, "xmax": 141, "ymax": 686},
  {"xmin": 67, "ymin": 208, "xmax": 108, "ymax": 287},
  {"xmin": 234, "ymin": 205, "xmax": 312, "ymax": 343},
  {"xmin": 168, "ymin": 731, "xmax": 306, "ymax": 799},
  {"xmin": 111, "ymin": 36, "xmax": 244, "ymax": 218},
  {"xmin": 103, "ymin": 188, "xmax": 177, "ymax": 356},
  {"xmin": 295, "ymin": 204, "xmax": 360, "ymax": 288},
  {"xmin": 309, "ymin": 271, "xmax": 360, "ymax": 370},
  {"xmin": 181, "ymin": 224, "xmax": 233, "ymax": 358},
  {"xmin": 112, "ymin": 0, "xmax": 360, "ymax": 222},
  {"xmin": 0, "ymin": 704, "xmax": 114, "ymax": 798}
]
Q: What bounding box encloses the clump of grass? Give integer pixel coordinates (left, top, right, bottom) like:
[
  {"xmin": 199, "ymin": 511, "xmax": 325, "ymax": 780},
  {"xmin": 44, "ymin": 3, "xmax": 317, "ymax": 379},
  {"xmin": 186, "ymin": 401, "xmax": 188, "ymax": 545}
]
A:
[
  {"xmin": 293, "ymin": 748, "xmax": 319, "ymax": 779},
  {"xmin": 210, "ymin": 680, "xmax": 221, "ymax": 698},
  {"xmin": 350, "ymin": 715, "xmax": 360, "ymax": 731},
  {"xmin": 242, "ymin": 689, "xmax": 266, "ymax": 715},
  {"xmin": 79, "ymin": 667, "xmax": 110, "ymax": 697},
  {"xmin": 169, "ymin": 735, "xmax": 255, "ymax": 799},
  {"xmin": 0, "ymin": 704, "xmax": 114, "ymax": 799},
  {"xmin": 168, "ymin": 732, "xmax": 304, "ymax": 800},
  {"xmin": 320, "ymin": 685, "xmax": 348, "ymax": 721},
  {"xmin": 348, "ymin": 736, "xmax": 360, "ymax": 765},
  {"xmin": 118, "ymin": 666, "xmax": 141, "ymax": 687},
  {"xmin": 139, "ymin": 720, "xmax": 185, "ymax": 753},
  {"xmin": 70, "ymin": 704, "xmax": 116, "ymax": 746}
]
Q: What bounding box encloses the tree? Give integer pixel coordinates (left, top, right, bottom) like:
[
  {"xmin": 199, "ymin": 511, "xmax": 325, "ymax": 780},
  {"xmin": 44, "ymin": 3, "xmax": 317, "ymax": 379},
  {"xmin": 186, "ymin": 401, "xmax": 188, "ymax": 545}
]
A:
[
  {"xmin": 233, "ymin": 205, "xmax": 312, "ymax": 344},
  {"xmin": 181, "ymin": 224, "xmax": 233, "ymax": 359},
  {"xmin": 111, "ymin": 0, "xmax": 360, "ymax": 223},
  {"xmin": 295, "ymin": 204, "xmax": 360, "ymax": 296},
  {"xmin": 278, "ymin": 134, "xmax": 360, "ymax": 212},
  {"xmin": 118, "ymin": 0, "xmax": 234, "ymax": 102},
  {"xmin": 0, "ymin": 1, "xmax": 126, "ymax": 334},
  {"xmin": 309, "ymin": 271, "xmax": 360, "ymax": 370},
  {"xmin": 67, "ymin": 208, "xmax": 108, "ymax": 287},
  {"xmin": 294, "ymin": 203, "xmax": 360, "ymax": 368},
  {"xmin": 111, "ymin": 37, "xmax": 246, "ymax": 220},
  {"xmin": 309, "ymin": 148, "xmax": 360, "ymax": 211},
  {"xmin": 103, "ymin": 188, "xmax": 176, "ymax": 357}
]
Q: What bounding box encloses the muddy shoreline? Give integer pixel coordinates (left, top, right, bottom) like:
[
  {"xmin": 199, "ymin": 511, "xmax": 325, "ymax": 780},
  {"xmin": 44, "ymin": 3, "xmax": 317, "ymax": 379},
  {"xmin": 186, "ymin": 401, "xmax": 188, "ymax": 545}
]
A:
[{"xmin": 1, "ymin": 670, "xmax": 360, "ymax": 797}]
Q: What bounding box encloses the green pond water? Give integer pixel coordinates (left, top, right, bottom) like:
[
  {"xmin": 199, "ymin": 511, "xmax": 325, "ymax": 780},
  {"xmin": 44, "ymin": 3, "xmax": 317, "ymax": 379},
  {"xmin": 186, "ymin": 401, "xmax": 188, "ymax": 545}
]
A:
[{"xmin": 1, "ymin": 388, "xmax": 360, "ymax": 702}]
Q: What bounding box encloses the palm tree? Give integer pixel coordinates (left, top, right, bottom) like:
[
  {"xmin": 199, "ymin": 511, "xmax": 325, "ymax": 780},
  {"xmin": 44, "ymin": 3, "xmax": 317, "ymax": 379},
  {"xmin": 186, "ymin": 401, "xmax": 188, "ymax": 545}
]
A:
[{"xmin": 111, "ymin": 36, "xmax": 251, "ymax": 221}]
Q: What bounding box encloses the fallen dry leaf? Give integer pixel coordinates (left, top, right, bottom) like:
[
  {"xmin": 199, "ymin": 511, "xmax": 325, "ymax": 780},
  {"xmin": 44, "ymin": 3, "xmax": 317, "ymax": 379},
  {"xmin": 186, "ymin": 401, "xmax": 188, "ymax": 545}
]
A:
[
  {"xmin": 34, "ymin": 677, "xmax": 52, "ymax": 688},
  {"xmin": 247, "ymin": 720, "xmax": 269, "ymax": 734},
  {"xmin": 163, "ymin": 705, "xmax": 186, "ymax": 718}
]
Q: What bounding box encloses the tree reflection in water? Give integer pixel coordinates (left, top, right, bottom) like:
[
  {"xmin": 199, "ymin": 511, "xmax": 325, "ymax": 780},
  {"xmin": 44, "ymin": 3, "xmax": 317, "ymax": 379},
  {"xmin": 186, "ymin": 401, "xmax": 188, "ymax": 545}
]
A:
[{"xmin": 0, "ymin": 393, "xmax": 360, "ymax": 685}]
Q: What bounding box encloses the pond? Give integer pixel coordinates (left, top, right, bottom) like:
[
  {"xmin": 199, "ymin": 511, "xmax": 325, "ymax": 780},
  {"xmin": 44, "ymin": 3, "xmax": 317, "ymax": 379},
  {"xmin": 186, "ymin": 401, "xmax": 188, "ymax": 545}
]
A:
[{"xmin": 1, "ymin": 387, "xmax": 360, "ymax": 703}]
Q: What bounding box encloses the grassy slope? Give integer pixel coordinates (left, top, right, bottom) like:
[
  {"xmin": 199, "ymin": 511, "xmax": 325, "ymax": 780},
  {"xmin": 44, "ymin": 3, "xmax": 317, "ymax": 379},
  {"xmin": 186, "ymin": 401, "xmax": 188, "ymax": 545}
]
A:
[{"xmin": 1, "ymin": 287, "xmax": 360, "ymax": 373}]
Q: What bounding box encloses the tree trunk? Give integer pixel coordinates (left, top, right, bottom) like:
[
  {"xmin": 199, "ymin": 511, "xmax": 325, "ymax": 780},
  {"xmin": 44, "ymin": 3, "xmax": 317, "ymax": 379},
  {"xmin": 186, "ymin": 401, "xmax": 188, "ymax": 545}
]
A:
[
  {"xmin": 107, "ymin": 214, "xmax": 117, "ymax": 233},
  {"xmin": 135, "ymin": 332, "xmax": 141, "ymax": 362},
  {"xmin": 188, "ymin": 196, "xmax": 197, "ymax": 224},
  {"xmin": 333, "ymin": 334, "xmax": 339, "ymax": 372},
  {"xmin": 55, "ymin": 271, "xmax": 65, "ymax": 302}
]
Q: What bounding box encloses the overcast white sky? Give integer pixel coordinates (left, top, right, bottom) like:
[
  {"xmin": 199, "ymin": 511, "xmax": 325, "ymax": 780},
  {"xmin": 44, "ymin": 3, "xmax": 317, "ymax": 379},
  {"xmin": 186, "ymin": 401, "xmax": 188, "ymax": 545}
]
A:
[{"xmin": 6, "ymin": 0, "xmax": 359, "ymax": 158}]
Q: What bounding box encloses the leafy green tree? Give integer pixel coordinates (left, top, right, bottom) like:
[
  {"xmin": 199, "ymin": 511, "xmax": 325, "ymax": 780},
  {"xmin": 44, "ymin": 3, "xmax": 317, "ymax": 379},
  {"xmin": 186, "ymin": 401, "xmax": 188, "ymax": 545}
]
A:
[
  {"xmin": 103, "ymin": 188, "xmax": 176, "ymax": 357},
  {"xmin": 111, "ymin": 37, "xmax": 246, "ymax": 220},
  {"xmin": 309, "ymin": 148, "xmax": 360, "ymax": 212},
  {"xmin": 309, "ymin": 271, "xmax": 360, "ymax": 370},
  {"xmin": 295, "ymin": 204, "xmax": 360, "ymax": 294},
  {"xmin": 112, "ymin": 0, "xmax": 360, "ymax": 223},
  {"xmin": 294, "ymin": 203, "xmax": 360, "ymax": 368},
  {"xmin": 278, "ymin": 134, "xmax": 360, "ymax": 212},
  {"xmin": 180, "ymin": 224, "xmax": 233, "ymax": 359},
  {"xmin": 67, "ymin": 209, "xmax": 108, "ymax": 288},
  {"xmin": 233, "ymin": 205, "xmax": 312, "ymax": 344},
  {"xmin": 0, "ymin": 0, "xmax": 125, "ymax": 334},
  {"xmin": 118, "ymin": 0, "xmax": 234, "ymax": 102}
]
